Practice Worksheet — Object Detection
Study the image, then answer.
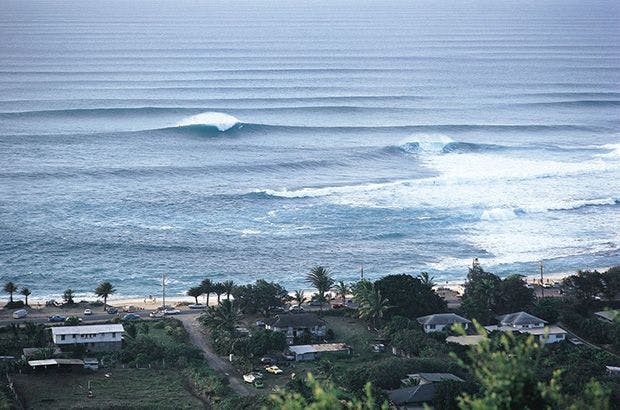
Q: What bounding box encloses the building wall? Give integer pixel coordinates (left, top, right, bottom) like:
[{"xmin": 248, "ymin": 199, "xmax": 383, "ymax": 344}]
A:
[{"xmin": 423, "ymin": 323, "xmax": 468, "ymax": 333}]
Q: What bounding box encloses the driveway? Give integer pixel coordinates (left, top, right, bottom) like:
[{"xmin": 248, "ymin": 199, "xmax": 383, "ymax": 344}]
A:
[{"xmin": 177, "ymin": 313, "xmax": 252, "ymax": 396}]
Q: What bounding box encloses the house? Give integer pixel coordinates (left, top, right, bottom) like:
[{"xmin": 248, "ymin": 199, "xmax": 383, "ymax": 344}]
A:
[
  {"xmin": 435, "ymin": 287, "xmax": 462, "ymax": 309},
  {"xmin": 265, "ymin": 313, "xmax": 326, "ymax": 344},
  {"xmin": 51, "ymin": 324, "xmax": 124, "ymax": 352},
  {"xmin": 288, "ymin": 343, "xmax": 350, "ymax": 361},
  {"xmin": 605, "ymin": 366, "xmax": 620, "ymax": 376},
  {"xmin": 486, "ymin": 313, "xmax": 566, "ymax": 344},
  {"xmin": 416, "ymin": 313, "xmax": 471, "ymax": 333},
  {"xmin": 388, "ymin": 373, "xmax": 464, "ymax": 409},
  {"xmin": 497, "ymin": 311, "xmax": 546, "ymax": 329}
]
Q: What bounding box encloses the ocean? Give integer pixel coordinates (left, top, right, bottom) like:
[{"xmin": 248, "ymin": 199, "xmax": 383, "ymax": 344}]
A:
[{"xmin": 0, "ymin": 0, "xmax": 619, "ymax": 298}]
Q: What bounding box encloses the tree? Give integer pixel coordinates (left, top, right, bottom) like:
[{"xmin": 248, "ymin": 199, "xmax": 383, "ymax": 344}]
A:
[
  {"xmin": 357, "ymin": 284, "xmax": 391, "ymax": 328},
  {"xmin": 187, "ymin": 286, "xmax": 203, "ymax": 305},
  {"xmin": 201, "ymin": 299, "xmax": 242, "ymax": 333},
  {"xmin": 62, "ymin": 288, "xmax": 75, "ymax": 305},
  {"xmin": 495, "ymin": 274, "xmax": 535, "ymax": 314},
  {"xmin": 333, "ymin": 281, "xmax": 349, "ymax": 304},
  {"xmin": 293, "ymin": 289, "xmax": 306, "ymax": 305},
  {"xmin": 213, "ymin": 282, "xmax": 225, "ymax": 304},
  {"xmin": 270, "ymin": 373, "xmax": 388, "ymax": 409},
  {"xmin": 563, "ymin": 270, "xmax": 603, "ymax": 305},
  {"xmin": 232, "ymin": 280, "xmax": 288, "ymax": 316},
  {"xmin": 418, "ymin": 271, "xmax": 436, "ymax": 288},
  {"xmin": 222, "ymin": 280, "xmax": 235, "ymax": 300},
  {"xmin": 460, "ymin": 266, "xmax": 501, "ymax": 323},
  {"xmin": 95, "ymin": 281, "xmax": 116, "ymax": 311},
  {"xmin": 375, "ymin": 274, "xmax": 446, "ymax": 320},
  {"xmin": 305, "ymin": 266, "xmax": 335, "ymax": 305},
  {"xmin": 453, "ymin": 322, "xmax": 610, "ymax": 409},
  {"xmin": 200, "ymin": 279, "xmax": 214, "ymax": 306},
  {"xmin": 601, "ymin": 266, "xmax": 620, "ymax": 301},
  {"xmin": 20, "ymin": 287, "xmax": 31, "ymax": 306},
  {"xmin": 3, "ymin": 282, "xmax": 17, "ymax": 303},
  {"xmin": 65, "ymin": 316, "xmax": 80, "ymax": 326}
]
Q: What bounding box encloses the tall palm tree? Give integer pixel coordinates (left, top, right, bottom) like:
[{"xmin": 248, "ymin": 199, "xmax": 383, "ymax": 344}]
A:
[
  {"xmin": 3, "ymin": 282, "xmax": 17, "ymax": 303},
  {"xmin": 213, "ymin": 282, "xmax": 226, "ymax": 304},
  {"xmin": 293, "ymin": 290, "xmax": 306, "ymax": 306},
  {"xmin": 200, "ymin": 279, "xmax": 213, "ymax": 306},
  {"xmin": 358, "ymin": 284, "xmax": 391, "ymax": 328},
  {"xmin": 187, "ymin": 286, "xmax": 203, "ymax": 304},
  {"xmin": 222, "ymin": 280, "xmax": 235, "ymax": 300},
  {"xmin": 418, "ymin": 271, "xmax": 436, "ymax": 288},
  {"xmin": 20, "ymin": 288, "xmax": 31, "ymax": 306},
  {"xmin": 306, "ymin": 266, "xmax": 335, "ymax": 305},
  {"xmin": 95, "ymin": 281, "xmax": 116, "ymax": 311},
  {"xmin": 352, "ymin": 279, "xmax": 373, "ymax": 303},
  {"xmin": 333, "ymin": 281, "xmax": 349, "ymax": 304},
  {"xmin": 201, "ymin": 299, "xmax": 242, "ymax": 333}
]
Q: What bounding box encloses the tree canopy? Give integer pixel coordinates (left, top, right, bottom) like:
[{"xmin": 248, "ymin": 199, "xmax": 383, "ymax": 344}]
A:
[
  {"xmin": 374, "ymin": 274, "xmax": 446, "ymax": 320},
  {"xmin": 231, "ymin": 279, "xmax": 288, "ymax": 316}
]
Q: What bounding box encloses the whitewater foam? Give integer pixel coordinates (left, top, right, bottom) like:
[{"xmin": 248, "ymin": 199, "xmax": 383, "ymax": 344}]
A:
[{"xmin": 176, "ymin": 112, "xmax": 240, "ymax": 131}]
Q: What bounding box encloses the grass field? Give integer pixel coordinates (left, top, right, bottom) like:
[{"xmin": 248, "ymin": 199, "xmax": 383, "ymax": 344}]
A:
[{"xmin": 13, "ymin": 368, "xmax": 203, "ymax": 409}]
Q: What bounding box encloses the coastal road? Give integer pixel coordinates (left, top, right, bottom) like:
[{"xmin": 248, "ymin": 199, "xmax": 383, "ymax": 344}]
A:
[{"xmin": 177, "ymin": 313, "xmax": 252, "ymax": 396}]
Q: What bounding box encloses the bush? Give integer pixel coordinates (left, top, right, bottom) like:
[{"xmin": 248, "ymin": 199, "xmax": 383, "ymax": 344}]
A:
[{"xmin": 3, "ymin": 301, "xmax": 24, "ymax": 309}]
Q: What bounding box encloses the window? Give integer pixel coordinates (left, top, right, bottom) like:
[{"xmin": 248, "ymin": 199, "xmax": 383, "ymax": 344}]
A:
[
  {"xmin": 61, "ymin": 335, "xmax": 65, "ymax": 341},
  {"xmin": 428, "ymin": 324, "xmax": 436, "ymax": 329},
  {"xmin": 112, "ymin": 333, "xmax": 116, "ymax": 338},
  {"xmin": 73, "ymin": 335, "xmax": 76, "ymax": 339}
]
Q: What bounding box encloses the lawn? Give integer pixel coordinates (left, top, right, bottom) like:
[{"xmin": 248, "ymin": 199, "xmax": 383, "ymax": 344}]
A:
[{"xmin": 13, "ymin": 368, "xmax": 203, "ymax": 409}]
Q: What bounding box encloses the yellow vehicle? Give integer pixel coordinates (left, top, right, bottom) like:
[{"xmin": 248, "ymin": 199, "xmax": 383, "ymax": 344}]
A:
[{"xmin": 265, "ymin": 365, "xmax": 283, "ymax": 374}]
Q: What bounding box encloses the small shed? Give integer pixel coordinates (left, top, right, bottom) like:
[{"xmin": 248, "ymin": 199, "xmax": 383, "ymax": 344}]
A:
[
  {"xmin": 83, "ymin": 357, "xmax": 99, "ymax": 370},
  {"xmin": 28, "ymin": 358, "xmax": 84, "ymax": 371}
]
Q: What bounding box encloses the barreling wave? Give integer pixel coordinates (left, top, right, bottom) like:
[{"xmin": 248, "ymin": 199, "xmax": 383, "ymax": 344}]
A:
[{"xmin": 392, "ymin": 136, "xmax": 506, "ymax": 155}]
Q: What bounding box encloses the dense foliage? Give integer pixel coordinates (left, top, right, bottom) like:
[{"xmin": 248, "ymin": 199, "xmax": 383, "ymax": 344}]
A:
[
  {"xmin": 231, "ymin": 279, "xmax": 288, "ymax": 316},
  {"xmin": 375, "ymin": 274, "xmax": 447, "ymax": 320}
]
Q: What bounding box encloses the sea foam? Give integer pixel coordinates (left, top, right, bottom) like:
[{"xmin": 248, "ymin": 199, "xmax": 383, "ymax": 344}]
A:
[{"xmin": 176, "ymin": 112, "xmax": 240, "ymax": 131}]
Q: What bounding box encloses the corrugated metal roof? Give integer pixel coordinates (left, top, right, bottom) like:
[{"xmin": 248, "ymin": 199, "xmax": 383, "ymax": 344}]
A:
[
  {"xmin": 51, "ymin": 324, "xmax": 124, "ymax": 335},
  {"xmin": 28, "ymin": 358, "xmax": 84, "ymax": 367},
  {"xmin": 289, "ymin": 343, "xmax": 349, "ymax": 355}
]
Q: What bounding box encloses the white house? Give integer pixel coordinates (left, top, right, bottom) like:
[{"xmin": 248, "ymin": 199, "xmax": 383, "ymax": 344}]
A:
[
  {"xmin": 288, "ymin": 343, "xmax": 350, "ymax": 361},
  {"xmin": 497, "ymin": 311, "xmax": 546, "ymax": 329},
  {"xmin": 416, "ymin": 313, "xmax": 471, "ymax": 333},
  {"xmin": 521, "ymin": 325, "xmax": 567, "ymax": 344},
  {"xmin": 265, "ymin": 313, "xmax": 326, "ymax": 344},
  {"xmin": 51, "ymin": 324, "xmax": 124, "ymax": 352}
]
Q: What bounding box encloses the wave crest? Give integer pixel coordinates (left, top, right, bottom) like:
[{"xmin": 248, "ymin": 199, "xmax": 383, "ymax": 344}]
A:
[
  {"xmin": 395, "ymin": 136, "xmax": 503, "ymax": 155},
  {"xmin": 176, "ymin": 112, "xmax": 240, "ymax": 131}
]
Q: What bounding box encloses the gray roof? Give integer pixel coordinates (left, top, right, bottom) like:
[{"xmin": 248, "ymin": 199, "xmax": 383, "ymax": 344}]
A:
[
  {"xmin": 417, "ymin": 313, "xmax": 471, "ymax": 326},
  {"xmin": 388, "ymin": 384, "xmax": 438, "ymax": 405},
  {"xmin": 416, "ymin": 372, "xmax": 464, "ymax": 383},
  {"xmin": 497, "ymin": 311, "xmax": 547, "ymax": 326},
  {"xmin": 266, "ymin": 313, "xmax": 326, "ymax": 328}
]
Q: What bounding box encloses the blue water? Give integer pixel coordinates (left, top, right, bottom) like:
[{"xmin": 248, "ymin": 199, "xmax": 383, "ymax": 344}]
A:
[{"xmin": 1, "ymin": 0, "xmax": 619, "ymax": 298}]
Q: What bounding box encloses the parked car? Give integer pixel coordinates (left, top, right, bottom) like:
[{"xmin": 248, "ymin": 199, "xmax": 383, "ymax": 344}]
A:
[
  {"xmin": 188, "ymin": 304, "xmax": 207, "ymax": 310},
  {"xmin": 83, "ymin": 309, "xmax": 92, "ymax": 315},
  {"xmin": 12, "ymin": 309, "xmax": 28, "ymax": 319},
  {"xmin": 289, "ymin": 304, "xmax": 304, "ymax": 313},
  {"xmin": 243, "ymin": 374, "xmax": 256, "ymax": 383},
  {"xmin": 260, "ymin": 356, "xmax": 276, "ymax": 365},
  {"xmin": 48, "ymin": 315, "xmax": 66, "ymax": 322},
  {"xmin": 265, "ymin": 365, "xmax": 283, "ymax": 375},
  {"xmin": 149, "ymin": 311, "xmax": 165, "ymax": 318},
  {"xmin": 123, "ymin": 313, "xmax": 141, "ymax": 320},
  {"xmin": 107, "ymin": 307, "xmax": 119, "ymax": 314},
  {"xmin": 255, "ymin": 320, "xmax": 266, "ymax": 327},
  {"xmin": 163, "ymin": 309, "xmax": 180, "ymax": 315},
  {"xmin": 308, "ymin": 300, "xmax": 323, "ymax": 307}
]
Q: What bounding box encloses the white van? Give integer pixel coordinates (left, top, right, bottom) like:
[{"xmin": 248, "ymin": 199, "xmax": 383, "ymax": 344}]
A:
[{"xmin": 12, "ymin": 309, "xmax": 27, "ymax": 319}]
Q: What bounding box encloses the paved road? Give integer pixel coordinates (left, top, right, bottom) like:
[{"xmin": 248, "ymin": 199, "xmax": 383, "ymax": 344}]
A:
[{"xmin": 177, "ymin": 314, "xmax": 252, "ymax": 396}]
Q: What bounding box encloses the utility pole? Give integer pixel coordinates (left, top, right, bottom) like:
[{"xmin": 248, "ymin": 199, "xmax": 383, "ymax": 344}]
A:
[
  {"xmin": 539, "ymin": 261, "xmax": 545, "ymax": 299},
  {"xmin": 162, "ymin": 273, "xmax": 166, "ymax": 309},
  {"xmin": 360, "ymin": 265, "xmax": 364, "ymax": 281}
]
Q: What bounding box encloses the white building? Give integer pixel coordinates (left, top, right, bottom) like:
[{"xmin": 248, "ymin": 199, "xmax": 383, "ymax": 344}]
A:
[
  {"xmin": 265, "ymin": 313, "xmax": 327, "ymax": 344},
  {"xmin": 288, "ymin": 343, "xmax": 350, "ymax": 361},
  {"xmin": 51, "ymin": 324, "xmax": 124, "ymax": 352},
  {"xmin": 416, "ymin": 313, "xmax": 471, "ymax": 333},
  {"xmin": 497, "ymin": 311, "xmax": 546, "ymax": 329}
]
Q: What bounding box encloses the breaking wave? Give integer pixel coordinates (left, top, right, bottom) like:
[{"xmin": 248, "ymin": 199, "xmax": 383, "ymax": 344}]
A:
[{"xmin": 175, "ymin": 112, "xmax": 241, "ymax": 131}]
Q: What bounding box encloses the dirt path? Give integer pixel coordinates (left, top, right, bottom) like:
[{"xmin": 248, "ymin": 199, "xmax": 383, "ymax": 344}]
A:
[{"xmin": 177, "ymin": 314, "xmax": 252, "ymax": 396}]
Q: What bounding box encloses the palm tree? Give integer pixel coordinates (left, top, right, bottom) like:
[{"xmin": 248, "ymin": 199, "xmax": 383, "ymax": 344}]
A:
[
  {"xmin": 306, "ymin": 266, "xmax": 335, "ymax": 306},
  {"xmin": 351, "ymin": 279, "xmax": 373, "ymax": 303},
  {"xmin": 3, "ymin": 282, "xmax": 17, "ymax": 303},
  {"xmin": 213, "ymin": 282, "xmax": 226, "ymax": 304},
  {"xmin": 200, "ymin": 279, "xmax": 213, "ymax": 306},
  {"xmin": 187, "ymin": 286, "xmax": 203, "ymax": 304},
  {"xmin": 357, "ymin": 284, "xmax": 391, "ymax": 328},
  {"xmin": 95, "ymin": 281, "xmax": 116, "ymax": 311},
  {"xmin": 201, "ymin": 299, "xmax": 242, "ymax": 333},
  {"xmin": 222, "ymin": 280, "xmax": 235, "ymax": 300},
  {"xmin": 333, "ymin": 281, "xmax": 349, "ymax": 304},
  {"xmin": 293, "ymin": 290, "xmax": 306, "ymax": 306},
  {"xmin": 20, "ymin": 288, "xmax": 31, "ymax": 306},
  {"xmin": 63, "ymin": 288, "xmax": 75, "ymax": 305},
  {"xmin": 418, "ymin": 271, "xmax": 436, "ymax": 288}
]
